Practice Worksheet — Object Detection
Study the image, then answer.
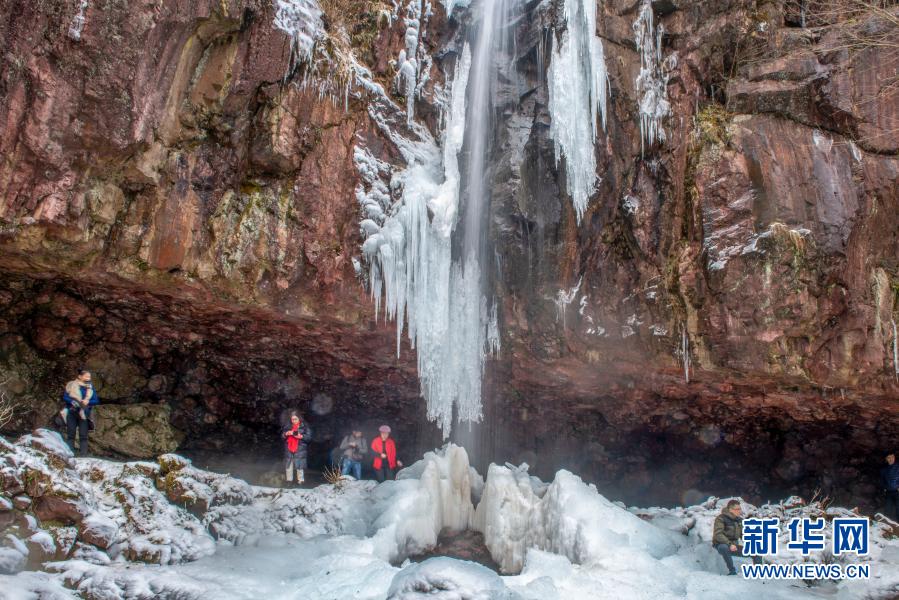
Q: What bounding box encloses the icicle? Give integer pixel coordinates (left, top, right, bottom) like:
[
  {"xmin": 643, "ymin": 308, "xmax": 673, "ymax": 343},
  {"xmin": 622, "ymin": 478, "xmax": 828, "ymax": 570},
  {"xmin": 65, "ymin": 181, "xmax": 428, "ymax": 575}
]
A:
[
  {"xmin": 548, "ymin": 0, "xmax": 609, "ymax": 222},
  {"xmin": 633, "ymin": 0, "xmax": 671, "ymax": 157},
  {"xmin": 553, "ymin": 277, "xmax": 583, "ymax": 330},
  {"xmin": 680, "ymin": 324, "xmax": 691, "ymax": 383}
]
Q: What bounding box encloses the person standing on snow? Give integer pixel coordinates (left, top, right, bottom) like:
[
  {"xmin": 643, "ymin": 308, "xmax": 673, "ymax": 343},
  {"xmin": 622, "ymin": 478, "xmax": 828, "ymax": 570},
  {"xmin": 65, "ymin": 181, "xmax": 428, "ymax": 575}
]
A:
[
  {"xmin": 282, "ymin": 411, "xmax": 311, "ymax": 486},
  {"xmin": 371, "ymin": 425, "xmax": 403, "ymax": 482},
  {"xmin": 712, "ymin": 499, "xmax": 762, "ymax": 575},
  {"xmin": 882, "ymin": 453, "xmax": 899, "ymax": 521},
  {"xmin": 339, "ymin": 426, "xmax": 368, "ymax": 480},
  {"xmin": 63, "ymin": 368, "xmax": 100, "ymax": 456}
]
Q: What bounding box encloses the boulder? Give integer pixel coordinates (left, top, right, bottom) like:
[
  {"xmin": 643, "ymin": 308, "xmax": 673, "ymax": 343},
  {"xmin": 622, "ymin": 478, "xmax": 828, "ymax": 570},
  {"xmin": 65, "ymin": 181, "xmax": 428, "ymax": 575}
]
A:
[
  {"xmin": 78, "ymin": 513, "xmax": 119, "ymax": 550},
  {"xmin": 91, "ymin": 404, "xmax": 184, "ymax": 458}
]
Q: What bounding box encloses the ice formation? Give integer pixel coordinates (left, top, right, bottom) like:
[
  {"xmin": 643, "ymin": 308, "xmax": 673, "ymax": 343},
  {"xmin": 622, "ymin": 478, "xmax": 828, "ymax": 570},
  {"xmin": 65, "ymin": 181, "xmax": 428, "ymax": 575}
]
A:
[
  {"xmin": 356, "ymin": 1, "xmax": 520, "ymax": 436},
  {"xmin": 553, "ymin": 277, "xmax": 583, "ymax": 329},
  {"xmin": 633, "ymin": 0, "xmax": 672, "ymax": 156},
  {"xmin": 548, "ymin": 0, "xmax": 610, "ymax": 222},
  {"xmin": 394, "ymin": 1, "xmax": 430, "ymax": 126},
  {"xmin": 273, "ymin": 0, "xmax": 325, "ymax": 76},
  {"xmin": 3, "ymin": 433, "xmax": 899, "ymax": 599},
  {"xmin": 680, "ymin": 324, "xmax": 691, "ymax": 383}
]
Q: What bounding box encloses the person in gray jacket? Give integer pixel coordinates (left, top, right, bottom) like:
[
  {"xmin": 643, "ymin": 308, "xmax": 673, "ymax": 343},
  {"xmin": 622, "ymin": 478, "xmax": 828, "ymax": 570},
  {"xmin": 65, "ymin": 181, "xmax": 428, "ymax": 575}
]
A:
[{"xmin": 339, "ymin": 427, "xmax": 368, "ymax": 480}]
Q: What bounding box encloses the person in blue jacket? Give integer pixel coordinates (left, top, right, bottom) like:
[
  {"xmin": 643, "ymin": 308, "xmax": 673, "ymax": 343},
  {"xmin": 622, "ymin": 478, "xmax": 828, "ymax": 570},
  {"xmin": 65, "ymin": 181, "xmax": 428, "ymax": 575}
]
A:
[
  {"xmin": 882, "ymin": 453, "xmax": 899, "ymax": 521},
  {"xmin": 63, "ymin": 368, "xmax": 99, "ymax": 456}
]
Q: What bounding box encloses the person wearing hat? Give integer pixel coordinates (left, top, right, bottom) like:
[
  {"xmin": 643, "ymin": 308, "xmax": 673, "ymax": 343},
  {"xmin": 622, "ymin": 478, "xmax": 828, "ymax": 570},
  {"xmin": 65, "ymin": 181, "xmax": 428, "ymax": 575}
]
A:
[
  {"xmin": 371, "ymin": 425, "xmax": 403, "ymax": 482},
  {"xmin": 339, "ymin": 426, "xmax": 368, "ymax": 480}
]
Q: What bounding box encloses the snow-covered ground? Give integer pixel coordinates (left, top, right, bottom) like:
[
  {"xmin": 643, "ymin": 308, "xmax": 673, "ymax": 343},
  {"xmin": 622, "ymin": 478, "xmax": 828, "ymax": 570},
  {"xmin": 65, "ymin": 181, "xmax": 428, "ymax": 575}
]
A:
[{"xmin": 1, "ymin": 431, "xmax": 897, "ymax": 599}]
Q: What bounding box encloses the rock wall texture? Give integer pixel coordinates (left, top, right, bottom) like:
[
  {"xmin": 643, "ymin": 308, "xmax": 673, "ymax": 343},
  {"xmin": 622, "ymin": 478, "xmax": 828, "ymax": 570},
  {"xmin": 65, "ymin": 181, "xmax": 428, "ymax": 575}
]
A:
[{"xmin": 0, "ymin": 0, "xmax": 897, "ymax": 508}]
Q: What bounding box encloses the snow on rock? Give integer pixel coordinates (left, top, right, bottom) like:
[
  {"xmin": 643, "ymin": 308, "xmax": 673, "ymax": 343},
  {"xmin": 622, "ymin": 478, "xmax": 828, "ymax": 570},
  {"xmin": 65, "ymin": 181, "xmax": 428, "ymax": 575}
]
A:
[
  {"xmin": 548, "ymin": 0, "xmax": 610, "ymax": 222},
  {"xmin": 2, "ymin": 434, "xmax": 899, "ymax": 599},
  {"xmin": 273, "ymin": 0, "xmax": 324, "ymax": 74}
]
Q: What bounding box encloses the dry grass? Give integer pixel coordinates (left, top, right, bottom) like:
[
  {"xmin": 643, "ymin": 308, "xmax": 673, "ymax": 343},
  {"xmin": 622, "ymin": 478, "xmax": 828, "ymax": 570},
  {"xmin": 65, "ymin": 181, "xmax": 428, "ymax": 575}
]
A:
[
  {"xmin": 0, "ymin": 378, "xmax": 14, "ymax": 429},
  {"xmin": 323, "ymin": 464, "xmax": 346, "ymax": 488},
  {"xmin": 289, "ymin": 0, "xmax": 394, "ymax": 100}
]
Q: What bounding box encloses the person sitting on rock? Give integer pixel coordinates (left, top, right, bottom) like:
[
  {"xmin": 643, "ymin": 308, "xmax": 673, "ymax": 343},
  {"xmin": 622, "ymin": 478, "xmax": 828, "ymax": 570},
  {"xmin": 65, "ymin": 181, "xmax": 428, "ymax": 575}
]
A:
[
  {"xmin": 712, "ymin": 499, "xmax": 761, "ymax": 575},
  {"xmin": 339, "ymin": 426, "xmax": 368, "ymax": 480},
  {"xmin": 282, "ymin": 411, "xmax": 310, "ymax": 487},
  {"xmin": 882, "ymin": 453, "xmax": 899, "ymax": 521},
  {"xmin": 371, "ymin": 425, "xmax": 402, "ymax": 482},
  {"xmin": 63, "ymin": 368, "xmax": 99, "ymax": 456}
]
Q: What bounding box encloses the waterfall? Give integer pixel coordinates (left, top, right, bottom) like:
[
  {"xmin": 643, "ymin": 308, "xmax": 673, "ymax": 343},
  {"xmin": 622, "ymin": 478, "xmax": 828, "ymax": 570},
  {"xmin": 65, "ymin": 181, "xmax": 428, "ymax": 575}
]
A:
[
  {"xmin": 359, "ymin": 0, "xmax": 520, "ymax": 437},
  {"xmin": 548, "ymin": 0, "xmax": 610, "ymax": 223}
]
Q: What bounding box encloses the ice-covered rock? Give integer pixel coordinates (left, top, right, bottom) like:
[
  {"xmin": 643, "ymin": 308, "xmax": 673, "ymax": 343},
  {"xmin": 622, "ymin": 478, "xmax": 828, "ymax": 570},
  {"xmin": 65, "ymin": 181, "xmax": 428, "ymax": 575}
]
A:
[{"xmin": 388, "ymin": 557, "xmax": 522, "ymax": 599}]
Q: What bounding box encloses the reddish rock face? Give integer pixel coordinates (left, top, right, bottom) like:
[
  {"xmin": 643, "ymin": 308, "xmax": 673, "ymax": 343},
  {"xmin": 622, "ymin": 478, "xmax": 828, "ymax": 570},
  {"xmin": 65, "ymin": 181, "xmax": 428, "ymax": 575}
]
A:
[{"xmin": 0, "ymin": 0, "xmax": 896, "ymax": 510}]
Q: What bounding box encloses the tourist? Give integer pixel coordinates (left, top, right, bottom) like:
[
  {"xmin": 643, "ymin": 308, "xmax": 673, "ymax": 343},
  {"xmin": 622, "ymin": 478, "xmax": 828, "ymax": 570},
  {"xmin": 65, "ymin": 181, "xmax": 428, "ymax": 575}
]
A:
[
  {"xmin": 371, "ymin": 425, "xmax": 403, "ymax": 482},
  {"xmin": 339, "ymin": 427, "xmax": 368, "ymax": 480},
  {"xmin": 882, "ymin": 453, "xmax": 899, "ymax": 521},
  {"xmin": 712, "ymin": 499, "xmax": 761, "ymax": 575},
  {"xmin": 282, "ymin": 411, "xmax": 311, "ymax": 486},
  {"xmin": 63, "ymin": 368, "xmax": 99, "ymax": 456}
]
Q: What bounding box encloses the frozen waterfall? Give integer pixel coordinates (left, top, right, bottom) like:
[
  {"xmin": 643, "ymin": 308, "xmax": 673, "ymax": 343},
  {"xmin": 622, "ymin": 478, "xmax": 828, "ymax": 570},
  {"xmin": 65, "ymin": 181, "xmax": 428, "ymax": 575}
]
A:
[
  {"xmin": 633, "ymin": 0, "xmax": 672, "ymax": 156},
  {"xmin": 548, "ymin": 0, "xmax": 610, "ymax": 223},
  {"xmin": 359, "ymin": 0, "xmax": 521, "ymax": 437}
]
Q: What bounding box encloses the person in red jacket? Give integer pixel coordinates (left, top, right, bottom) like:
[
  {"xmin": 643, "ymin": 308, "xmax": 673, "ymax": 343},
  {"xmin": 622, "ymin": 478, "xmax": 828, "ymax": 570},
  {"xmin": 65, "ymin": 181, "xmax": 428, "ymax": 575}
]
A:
[
  {"xmin": 371, "ymin": 425, "xmax": 403, "ymax": 482},
  {"xmin": 282, "ymin": 411, "xmax": 311, "ymax": 486}
]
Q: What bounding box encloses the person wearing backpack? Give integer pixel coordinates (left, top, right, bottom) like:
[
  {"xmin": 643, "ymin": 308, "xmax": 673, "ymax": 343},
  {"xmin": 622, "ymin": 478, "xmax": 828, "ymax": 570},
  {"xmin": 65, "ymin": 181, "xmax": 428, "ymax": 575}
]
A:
[{"xmin": 62, "ymin": 368, "xmax": 99, "ymax": 456}]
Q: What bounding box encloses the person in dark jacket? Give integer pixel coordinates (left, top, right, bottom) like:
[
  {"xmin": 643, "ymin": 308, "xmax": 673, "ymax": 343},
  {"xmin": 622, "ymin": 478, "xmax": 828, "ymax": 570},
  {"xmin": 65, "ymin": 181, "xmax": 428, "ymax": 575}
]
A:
[
  {"xmin": 882, "ymin": 453, "xmax": 899, "ymax": 521},
  {"xmin": 712, "ymin": 499, "xmax": 761, "ymax": 575},
  {"xmin": 339, "ymin": 427, "xmax": 368, "ymax": 480},
  {"xmin": 282, "ymin": 411, "xmax": 311, "ymax": 486},
  {"xmin": 63, "ymin": 368, "xmax": 99, "ymax": 456},
  {"xmin": 371, "ymin": 425, "xmax": 403, "ymax": 482}
]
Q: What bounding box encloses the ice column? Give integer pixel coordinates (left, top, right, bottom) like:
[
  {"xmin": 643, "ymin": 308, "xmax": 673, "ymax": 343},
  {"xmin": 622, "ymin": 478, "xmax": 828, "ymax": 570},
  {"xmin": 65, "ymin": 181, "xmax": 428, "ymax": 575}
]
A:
[
  {"xmin": 548, "ymin": 0, "xmax": 610, "ymax": 223},
  {"xmin": 633, "ymin": 0, "xmax": 671, "ymax": 156}
]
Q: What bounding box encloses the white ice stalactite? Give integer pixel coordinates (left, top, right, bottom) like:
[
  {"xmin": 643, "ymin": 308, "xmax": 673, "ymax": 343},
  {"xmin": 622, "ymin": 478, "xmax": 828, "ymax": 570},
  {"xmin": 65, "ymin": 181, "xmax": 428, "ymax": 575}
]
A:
[
  {"xmin": 633, "ymin": 0, "xmax": 672, "ymax": 157},
  {"xmin": 358, "ymin": 45, "xmax": 500, "ymax": 436},
  {"xmin": 552, "ymin": 277, "xmax": 582, "ymax": 329},
  {"xmin": 548, "ymin": 0, "xmax": 610, "ymax": 223},
  {"xmin": 680, "ymin": 323, "xmax": 691, "ymax": 383},
  {"xmin": 68, "ymin": 0, "xmax": 89, "ymax": 41},
  {"xmin": 395, "ymin": 0, "xmax": 425, "ymax": 126},
  {"xmin": 273, "ymin": 0, "xmax": 325, "ymax": 77}
]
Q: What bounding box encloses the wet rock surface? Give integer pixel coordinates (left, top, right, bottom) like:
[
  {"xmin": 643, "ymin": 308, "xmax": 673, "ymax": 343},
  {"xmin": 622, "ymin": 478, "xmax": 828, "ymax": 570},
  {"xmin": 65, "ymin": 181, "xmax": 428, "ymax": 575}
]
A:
[{"xmin": 0, "ymin": 0, "xmax": 896, "ymax": 512}]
